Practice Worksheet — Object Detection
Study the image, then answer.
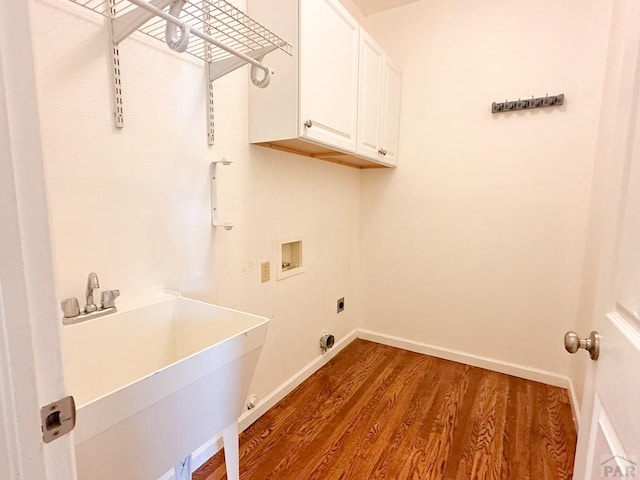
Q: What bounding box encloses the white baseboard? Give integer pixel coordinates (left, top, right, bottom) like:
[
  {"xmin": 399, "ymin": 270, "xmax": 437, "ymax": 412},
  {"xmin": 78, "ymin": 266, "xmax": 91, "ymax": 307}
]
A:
[
  {"xmin": 238, "ymin": 328, "xmax": 360, "ymax": 433},
  {"xmin": 567, "ymin": 376, "xmax": 581, "ymax": 431},
  {"xmin": 159, "ymin": 327, "xmax": 580, "ymax": 479},
  {"xmin": 357, "ymin": 329, "xmax": 571, "ymax": 388},
  {"xmin": 158, "ymin": 328, "xmax": 360, "ymax": 480},
  {"xmin": 357, "ymin": 330, "xmax": 580, "ymax": 428},
  {"xmin": 358, "ymin": 329, "xmax": 580, "ymax": 431}
]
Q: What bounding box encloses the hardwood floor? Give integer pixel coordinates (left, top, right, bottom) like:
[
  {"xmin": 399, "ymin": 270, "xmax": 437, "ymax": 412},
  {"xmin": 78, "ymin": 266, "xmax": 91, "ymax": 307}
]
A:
[{"xmin": 193, "ymin": 339, "xmax": 576, "ymax": 480}]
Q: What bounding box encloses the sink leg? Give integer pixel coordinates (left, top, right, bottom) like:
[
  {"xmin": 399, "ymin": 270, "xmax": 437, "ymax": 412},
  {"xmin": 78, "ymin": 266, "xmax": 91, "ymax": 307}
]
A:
[
  {"xmin": 173, "ymin": 454, "xmax": 192, "ymax": 480},
  {"xmin": 222, "ymin": 422, "xmax": 240, "ymax": 480}
]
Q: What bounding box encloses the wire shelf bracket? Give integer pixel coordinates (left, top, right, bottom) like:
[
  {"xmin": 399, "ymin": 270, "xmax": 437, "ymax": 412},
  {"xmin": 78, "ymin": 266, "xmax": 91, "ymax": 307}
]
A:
[{"xmin": 69, "ymin": 0, "xmax": 292, "ymax": 139}]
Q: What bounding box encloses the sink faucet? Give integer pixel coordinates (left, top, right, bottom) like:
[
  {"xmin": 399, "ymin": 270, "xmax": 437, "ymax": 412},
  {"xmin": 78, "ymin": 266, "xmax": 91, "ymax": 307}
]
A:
[
  {"xmin": 61, "ymin": 272, "xmax": 119, "ymax": 325},
  {"xmin": 84, "ymin": 272, "xmax": 100, "ymax": 313}
]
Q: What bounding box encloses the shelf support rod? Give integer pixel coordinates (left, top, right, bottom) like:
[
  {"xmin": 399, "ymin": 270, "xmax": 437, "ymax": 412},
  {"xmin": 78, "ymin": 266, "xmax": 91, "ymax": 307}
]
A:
[
  {"xmin": 124, "ymin": 0, "xmax": 274, "ymax": 79},
  {"xmin": 207, "ymin": 46, "xmax": 278, "ymax": 83}
]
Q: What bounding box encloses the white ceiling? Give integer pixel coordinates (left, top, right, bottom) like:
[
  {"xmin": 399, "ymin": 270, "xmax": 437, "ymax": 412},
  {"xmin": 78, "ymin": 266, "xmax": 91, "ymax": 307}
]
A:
[{"xmin": 352, "ymin": 0, "xmax": 420, "ymax": 16}]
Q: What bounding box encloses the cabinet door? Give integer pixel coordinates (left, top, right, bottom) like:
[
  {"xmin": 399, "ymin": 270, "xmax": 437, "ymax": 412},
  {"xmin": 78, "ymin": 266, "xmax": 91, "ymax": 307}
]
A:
[
  {"xmin": 380, "ymin": 58, "xmax": 402, "ymax": 166},
  {"xmin": 356, "ymin": 29, "xmax": 384, "ymax": 160},
  {"xmin": 299, "ymin": 0, "xmax": 359, "ymax": 153}
]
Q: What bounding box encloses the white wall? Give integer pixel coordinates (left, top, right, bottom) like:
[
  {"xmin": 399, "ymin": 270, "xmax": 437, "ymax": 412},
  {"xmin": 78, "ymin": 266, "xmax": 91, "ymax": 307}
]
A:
[
  {"xmin": 30, "ymin": 0, "xmax": 361, "ymax": 405},
  {"xmin": 30, "ymin": 0, "xmax": 614, "ymax": 418},
  {"xmin": 360, "ymin": 0, "xmax": 612, "ymax": 377}
]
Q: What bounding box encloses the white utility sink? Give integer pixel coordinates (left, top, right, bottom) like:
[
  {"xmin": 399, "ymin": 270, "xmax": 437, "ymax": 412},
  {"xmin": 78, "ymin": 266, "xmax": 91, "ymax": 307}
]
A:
[{"xmin": 61, "ymin": 291, "xmax": 268, "ymax": 480}]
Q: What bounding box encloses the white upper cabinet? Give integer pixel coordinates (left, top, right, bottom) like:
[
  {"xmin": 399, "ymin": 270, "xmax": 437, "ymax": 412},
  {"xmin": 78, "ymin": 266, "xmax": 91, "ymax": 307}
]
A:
[
  {"xmin": 356, "ymin": 30, "xmax": 401, "ymax": 166},
  {"xmin": 356, "ymin": 30, "xmax": 385, "ymax": 160},
  {"xmin": 380, "ymin": 58, "xmax": 402, "ymax": 166},
  {"xmin": 299, "ymin": 0, "xmax": 359, "ymax": 152},
  {"xmin": 248, "ymin": 0, "xmax": 401, "ymax": 169}
]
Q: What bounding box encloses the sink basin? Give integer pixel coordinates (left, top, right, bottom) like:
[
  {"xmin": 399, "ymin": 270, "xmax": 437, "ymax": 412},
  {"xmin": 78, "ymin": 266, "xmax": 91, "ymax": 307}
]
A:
[{"xmin": 61, "ymin": 291, "xmax": 268, "ymax": 480}]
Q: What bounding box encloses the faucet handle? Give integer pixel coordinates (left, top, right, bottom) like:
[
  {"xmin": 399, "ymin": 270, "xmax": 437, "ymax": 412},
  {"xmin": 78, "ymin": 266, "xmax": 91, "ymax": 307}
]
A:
[
  {"xmin": 61, "ymin": 298, "xmax": 81, "ymax": 318},
  {"xmin": 101, "ymin": 290, "xmax": 120, "ymax": 309}
]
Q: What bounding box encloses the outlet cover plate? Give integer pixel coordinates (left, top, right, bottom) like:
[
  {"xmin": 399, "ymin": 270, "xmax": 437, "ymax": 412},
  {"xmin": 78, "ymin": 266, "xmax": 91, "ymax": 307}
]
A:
[
  {"xmin": 337, "ymin": 297, "xmax": 345, "ymax": 313},
  {"xmin": 261, "ymin": 262, "xmax": 270, "ymax": 283}
]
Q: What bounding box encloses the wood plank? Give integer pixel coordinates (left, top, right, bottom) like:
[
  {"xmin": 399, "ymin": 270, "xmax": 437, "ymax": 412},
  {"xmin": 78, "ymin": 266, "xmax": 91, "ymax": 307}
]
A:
[
  {"xmin": 366, "ymin": 356, "xmax": 445, "ymax": 479},
  {"xmin": 193, "ymin": 339, "xmax": 576, "ymax": 480},
  {"xmin": 332, "ymin": 351, "xmax": 433, "ymax": 480},
  {"xmin": 500, "ymin": 376, "xmax": 533, "ymax": 480},
  {"xmin": 296, "ymin": 350, "xmax": 431, "ymax": 479},
  {"xmin": 251, "ymin": 345, "xmax": 405, "ymax": 479}
]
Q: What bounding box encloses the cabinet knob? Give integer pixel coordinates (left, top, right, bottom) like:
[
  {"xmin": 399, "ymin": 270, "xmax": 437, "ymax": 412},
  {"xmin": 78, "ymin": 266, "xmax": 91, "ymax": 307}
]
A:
[
  {"xmin": 304, "ymin": 120, "xmax": 313, "ymax": 128},
  {"xmin": 378, "ymin": 148, "xmax": 387, "ymax": 156}
]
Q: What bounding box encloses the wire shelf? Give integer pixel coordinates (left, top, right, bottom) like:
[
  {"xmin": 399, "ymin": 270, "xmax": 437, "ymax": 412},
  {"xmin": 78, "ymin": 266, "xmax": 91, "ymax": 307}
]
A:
[{"xmin": 69, "ymin": 0, "xmax": 292, "ymax": 64}]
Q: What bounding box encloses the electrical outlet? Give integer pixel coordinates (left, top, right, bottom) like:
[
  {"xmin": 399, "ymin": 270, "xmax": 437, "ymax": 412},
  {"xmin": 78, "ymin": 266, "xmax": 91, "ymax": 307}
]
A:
[
  {"xmin": 337, "ymin": 297, "xmax": 345, "ymax": 313},
  {"xmin": 261, "ymin": 262, "xmax": 270, "ymax": 283}
]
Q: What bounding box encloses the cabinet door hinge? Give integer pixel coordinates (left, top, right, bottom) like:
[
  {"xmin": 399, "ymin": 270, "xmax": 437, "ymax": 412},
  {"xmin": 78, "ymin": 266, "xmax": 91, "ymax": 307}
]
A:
[{"xmin": 40, "ymin": 396, "xmax": 76, "ymax": 443}]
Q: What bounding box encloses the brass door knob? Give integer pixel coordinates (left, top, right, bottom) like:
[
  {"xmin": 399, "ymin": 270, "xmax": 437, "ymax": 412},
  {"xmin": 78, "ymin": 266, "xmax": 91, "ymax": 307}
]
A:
[{"xmin": 564, "ymin": 330, "xmax": 600, "ymax": 360}]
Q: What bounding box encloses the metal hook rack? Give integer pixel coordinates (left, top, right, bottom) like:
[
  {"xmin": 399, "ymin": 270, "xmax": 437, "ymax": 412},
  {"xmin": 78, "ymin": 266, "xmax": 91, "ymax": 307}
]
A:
[
  {"xmin": 68, "ymin": 0, "xmax": 292, "ymax": 142},
  {"xmin": 492, "ymin": 93, "xmax": 565, "ymax": 114}
]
